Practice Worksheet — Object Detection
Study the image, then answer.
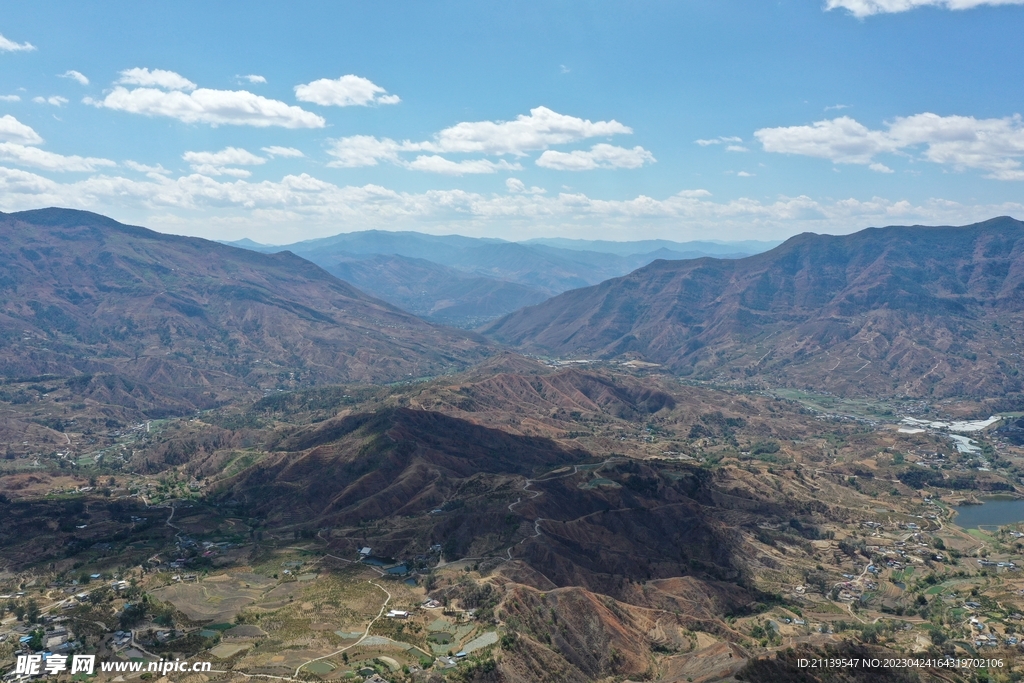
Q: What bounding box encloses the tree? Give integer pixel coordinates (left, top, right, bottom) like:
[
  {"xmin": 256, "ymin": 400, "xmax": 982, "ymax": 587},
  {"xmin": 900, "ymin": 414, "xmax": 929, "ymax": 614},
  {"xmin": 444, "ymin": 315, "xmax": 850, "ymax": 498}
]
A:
[{"xmin": 25, "ymin": 599, "xmax": 40, "ymax": 623}]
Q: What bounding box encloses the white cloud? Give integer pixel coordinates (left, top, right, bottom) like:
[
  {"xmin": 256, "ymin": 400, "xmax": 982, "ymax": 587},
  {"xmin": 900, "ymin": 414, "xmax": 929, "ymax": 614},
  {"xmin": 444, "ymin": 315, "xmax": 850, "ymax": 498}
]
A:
[
  {"xmin": 505, "ymin": 178, "xmax": 546, "ymax": 194},
  {"xmin": 889, "ymin": 113, "xmax": 1024, "ymax": 180},
  {"xmin": 261, "ymin": 146, "xmax": 304, "ymax": 158},
  {"xmin": 326, "ymin": 135, "xmax": 403, "ymax": 167},
  {"xmin": 825, "ymin": 104, "xmax": 850, "ymax": 111},
  {"xmin": 696, "ymin": 136, "xmax": 743, "ymax": 146},
  {"xmin": 0, "ymin": 142, "xmax": 115, "ymax": 172},
  {"xmin": 89, "ymin": 75, "xmax": 325, "ymax": 129},
  {"xmin": 826, "ymin": 0, "xmax": 1024, "ymax": 16},
  {"xmin": 118, "ymin": 67, "xmax": 196, "ymax": 91},
  {"xmin": 183, "ymin": 147, "xmax": 265, "ymax": 177},
  {"xmin": 756, "ymin": 116, "xmax": 893, "ymax": 164},
  {"xmin": 59, "ymin": 70, "xmax": 89, "ymax": 86},
  {"xmin": 32, "ymin": 95, "xmax": 68, "ymax": 107},
  {"xmin": 0, "ymin": 95, "xmax": 19, "ymax": 102},
  {"xmin": 726, "ymin": 145, "xmax": 749, "ymax": 152},
  {"xmin": 420, "ymin": 106, "xmax": 631, "ymax": 156},
  {"xmin": 241, "ymin": 74, "xmax": 267, "ymax": 84},
  {"xmin": 190, "ymin": 165, "xmax": 252, "ymax": 178},
  {"xmin": 404, "ymin": 155, "xmax": 521, "ymax": 175},
  {"xmin": 756, "ymin": 112, "xmax": 1024, "ymax": 179},
  {"xmin": 736, "ymin": 171, "xmax": 755, "ymax": 177},
  {"xmin": 326, "ymin": 107, "xmax": 638, "ymax": 174},
  {"xmin": 124, "ymin": 160, "xmax": 171, "ymax": 178},
  {"xmin": 1, "ymin": 162, "xmax": 1021, "ymax": 242},
  {"xmin": 183, "ymin": 147, "xmax": 266, "ymax": 167},
  {"xmin": 0, "ymin": 115, "xmax": 42, "ymax": 145},
  {"xmin": 294, "ymin": 74, "xmax": 400, "ymax": 107},
  {"xmin": 0, "ymin": 33, "xmax": 35, "ymax": 52},
  {"xmin": 535, "ymin": 144, "xmax": 655, "ymax": 171},
  {"xmin": 869, "ymin": 162, "xmax": 894, "ymax": 173}
]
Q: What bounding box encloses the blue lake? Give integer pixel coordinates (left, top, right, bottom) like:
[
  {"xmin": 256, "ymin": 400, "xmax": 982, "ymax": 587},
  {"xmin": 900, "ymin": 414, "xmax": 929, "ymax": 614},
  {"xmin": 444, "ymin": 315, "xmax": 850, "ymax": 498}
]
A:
[{"xmin": 954, "ymin": 496, "xmax": 1024, "ymax": 529}]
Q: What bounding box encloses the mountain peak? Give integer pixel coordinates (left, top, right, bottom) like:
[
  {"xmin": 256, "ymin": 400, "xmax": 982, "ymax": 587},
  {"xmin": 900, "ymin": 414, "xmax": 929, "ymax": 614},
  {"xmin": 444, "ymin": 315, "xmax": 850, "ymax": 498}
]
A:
[{"xmin": 483, "ymin": 217, "xmax": 1024, "ymax": 398}]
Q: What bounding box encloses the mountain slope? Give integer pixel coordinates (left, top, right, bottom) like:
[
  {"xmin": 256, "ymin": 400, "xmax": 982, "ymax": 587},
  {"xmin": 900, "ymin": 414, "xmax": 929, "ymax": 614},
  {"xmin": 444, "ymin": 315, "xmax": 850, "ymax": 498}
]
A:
[
  {"xmin": 211, "ymin": 407, "xmax": 773, "ymax": 596},
  {"xmin": 247, "ymin": 231, "xmax": 767, "ymax": 326},
  {"xmin": 482, "ymin": 217, "xmax": 1024, "ymax": 398},
  {"xmin": 0, "ymin": 208, "xmax": 489, "ymax": 415},
  {"xmin": 324, "ymin": 253, "xmax": 550, "ymax": 327}
]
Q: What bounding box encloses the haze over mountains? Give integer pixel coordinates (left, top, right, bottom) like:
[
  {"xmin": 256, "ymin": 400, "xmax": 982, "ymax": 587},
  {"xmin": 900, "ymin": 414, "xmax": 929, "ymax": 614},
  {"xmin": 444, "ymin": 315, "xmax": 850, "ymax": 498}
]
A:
[
  {"xmin": 0, "ymin": 209, "xmax": 488, "ymax": 416},
  {"xmin": 227, "ymin": 231, "xmax": 776, "ymax": 328},
  {"xmin": 483, "ymin": 217, "xmax": 1024, "ymax": 399}
]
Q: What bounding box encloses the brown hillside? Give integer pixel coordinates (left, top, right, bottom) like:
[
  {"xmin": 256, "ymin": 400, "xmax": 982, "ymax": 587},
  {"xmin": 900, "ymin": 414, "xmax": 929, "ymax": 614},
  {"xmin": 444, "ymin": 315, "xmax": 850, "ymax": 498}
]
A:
[
  {"xmin": 0, "ymin": 208, "xmax": 489, "ymax": 416},
  {"xmin": 482, "ymin": 217, "xmax": 1024, "ymax": 398},
  {"xmin": 211, "ymin": 407, "xmax": 811, "ymax": 602}
]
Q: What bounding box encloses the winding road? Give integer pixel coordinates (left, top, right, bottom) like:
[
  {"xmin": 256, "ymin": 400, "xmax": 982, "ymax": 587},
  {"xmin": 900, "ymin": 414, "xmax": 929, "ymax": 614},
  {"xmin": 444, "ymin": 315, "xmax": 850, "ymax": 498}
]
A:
[{"xmin": 293, "ymin": 580, "xmax": 391, "ymax": 678}]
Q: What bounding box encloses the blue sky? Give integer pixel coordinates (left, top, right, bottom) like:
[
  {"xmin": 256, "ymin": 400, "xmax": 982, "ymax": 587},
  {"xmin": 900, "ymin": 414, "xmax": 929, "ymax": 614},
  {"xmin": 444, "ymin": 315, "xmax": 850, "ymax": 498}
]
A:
[{"xmin": 1, "ymin": 0, "xmax": 1022, "ymax": 243}]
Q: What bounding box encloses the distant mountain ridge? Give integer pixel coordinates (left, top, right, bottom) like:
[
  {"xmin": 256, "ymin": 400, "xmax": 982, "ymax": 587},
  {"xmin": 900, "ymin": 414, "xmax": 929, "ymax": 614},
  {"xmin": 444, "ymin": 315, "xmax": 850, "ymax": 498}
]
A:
[
  {"xmin": 0, "ymin": 208, "xmax": 489, "ymax": 416},
  {"xmin": 520, "ymin": 236, "xmax": 780, "ymax": 256},
  {"xmin": 224, "ymin": 230, "xmax": 773, "ymax": 327},
  {"xmin": 482, "ymin": 217, "xmax": 1024, "ymax": 399}
]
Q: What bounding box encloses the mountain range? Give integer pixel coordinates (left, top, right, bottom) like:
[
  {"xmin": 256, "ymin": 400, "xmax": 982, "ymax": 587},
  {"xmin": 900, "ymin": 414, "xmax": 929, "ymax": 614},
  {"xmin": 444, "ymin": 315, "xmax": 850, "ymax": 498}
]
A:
[
  {"xmin": 0, "ymin": 209, "xmax": 488, "ymax": 416},
  {"xmin": 5, "ymin": 207, "xmax": 1024, "ymax": 682},
  {"xmin": 227, "ymin": 231, "xmax": 773, "ymax": 327},
  {"xmin": 483, "ymin": 217, "xmax": 1024, "ymax": 399}
]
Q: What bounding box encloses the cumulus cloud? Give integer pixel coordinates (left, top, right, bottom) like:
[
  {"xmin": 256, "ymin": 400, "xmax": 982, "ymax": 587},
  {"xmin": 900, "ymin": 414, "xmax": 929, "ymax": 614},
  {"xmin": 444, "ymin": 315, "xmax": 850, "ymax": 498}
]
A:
[
  {"xmin": 326, "ymin": 135, "xmax": 403, "ymax": 168},
  {"xmin": 505, "ymin": 178, "xmax": 546, "ymax": 194},
  {"xmin": 89, "ymin": 68, "xmax": 325, "ymax": 129},
  {"xmin": 0, "ymin": 33, "xmax": 35, "ymax": 52},
  {"xmin": 826, "ymin": 0, "xmax": 1024, "ymax": 16},
  {"xmin": 2, "ymin": 162, "xmax": 1018, "ymax": 242},
  {"xmin": 696, "ymin": 136, "xmax": 743, "ymax": 146},
  {"xmin": 261, "ymin": 146, "xmax": 304, "ymax": 158},
  {"xmin": 183, "ymin": 147, "xmax": 265, "ymax": 167},
  {"xmin": 756, "ymin": 116, "xmax": 892, "ymax": 164},
  {"xmin": 183, "ymin": 147, "xmax": 265, "ymax": 177},
  {"xmin": 190, "ymin": 165, "xmax": 253, "ymax": 178},
  {"xmin": 0, "ymin": 116, "xmax": 107, "ymax": 174},
  {"xmin": 294, "ymin": 75, "xmax": 400, "ymax": 107},
  {"xmin": 736, "ymin": 171, "xmax": 755, "ymax": 177},
  {"xmin": 241, "ymin": 74, "xmax": 267, "ymax": 84},
  {"xmin": 536, "ymin": 144, "xmax": 655, "ymax": 171},
  {"xmin": 0, "ymin": 115, "xmax": 43, "ymax": 145},
  {"xmin": 0, "ymin": 95, "xmax": 20, "ymax": 102},
  {"xmin": 756, "ymin": 112, "xmax": 1024, "ymax": 179},
  {"xmin": 33, "ymin": 95, "xmax": 68, "ymax": 106},
  {"xmin": 124, "ymin": 160, "xmax": 171, "ymax": 178},
  {"xmin": 118, "ymin": 67, "xmax": 196, "ymax": 91},
  {"xmin": 59, "ymin": 70, "xmax": 89, "ymax": 86},
  {"xmin": 324, "ymin": 107, "xmax": 642, "ymax": 174},
  {"xmin": 405, "ymin": 156, "xmax": 521, "ymax": 175},
  {"xmin": 0, "ymin": 143, "xmax": 115, "ymax": 172},
  {"xmin": 420, "ymin": 106, "xmax": 631, "ymax": 156}
]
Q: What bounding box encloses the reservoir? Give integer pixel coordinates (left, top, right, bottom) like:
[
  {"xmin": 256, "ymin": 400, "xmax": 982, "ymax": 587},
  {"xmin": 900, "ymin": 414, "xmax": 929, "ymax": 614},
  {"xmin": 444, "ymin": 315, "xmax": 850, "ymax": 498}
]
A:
[{"xmin": 954, "ymin": 496, "xmax": 1024, "ymax": 529}]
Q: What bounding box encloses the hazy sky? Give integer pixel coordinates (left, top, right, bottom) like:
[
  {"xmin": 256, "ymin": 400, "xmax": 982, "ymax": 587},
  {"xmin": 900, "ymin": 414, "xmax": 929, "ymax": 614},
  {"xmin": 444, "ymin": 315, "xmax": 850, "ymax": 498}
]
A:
[{"xmin": 1, "ymin": 1, "xmax": 1023, "ymax": 243}]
